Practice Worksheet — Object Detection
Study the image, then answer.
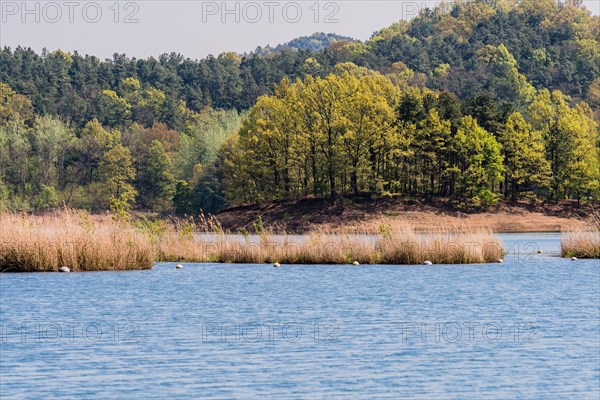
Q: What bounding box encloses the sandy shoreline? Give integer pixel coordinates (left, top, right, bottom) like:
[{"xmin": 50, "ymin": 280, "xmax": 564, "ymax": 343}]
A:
[{"xmin": 216, "ymin": 198, "xmax": 592, "ymax": 234}]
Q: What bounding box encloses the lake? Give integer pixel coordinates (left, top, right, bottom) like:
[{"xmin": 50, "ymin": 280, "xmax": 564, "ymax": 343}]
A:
[{"xmin": 1, "ymin": 233, "xmax": 598, "ymax": 399}]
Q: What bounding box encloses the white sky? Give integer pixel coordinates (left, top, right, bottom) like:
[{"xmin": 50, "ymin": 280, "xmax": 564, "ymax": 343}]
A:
[{"xmin": 1, "ymin": 1, "xmax": 599, "ymax": 60}]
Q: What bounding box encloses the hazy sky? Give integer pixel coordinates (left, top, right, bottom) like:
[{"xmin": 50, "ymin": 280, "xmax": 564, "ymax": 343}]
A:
[{"xmin": 1, "ymin": 1, "xmax": 599, "ymax": 60}]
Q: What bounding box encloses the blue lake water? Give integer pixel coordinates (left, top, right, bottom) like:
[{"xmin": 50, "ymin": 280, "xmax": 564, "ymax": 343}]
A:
[{"xmin": 1, "ymin": 233, "xmax": 599, "ymax": 399}]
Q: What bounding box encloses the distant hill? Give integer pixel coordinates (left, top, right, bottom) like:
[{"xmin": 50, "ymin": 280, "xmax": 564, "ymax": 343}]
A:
[
  {"xmin": 1, "ymin": 3, "xmax": 598, "ymax": 122},
  {"xmin": 251, "ymin": 32, "xmax": 356, "ymax": 55},
  {"xmin": 1, "ymin": 0, "xmax": 598, "ymax": 215}
]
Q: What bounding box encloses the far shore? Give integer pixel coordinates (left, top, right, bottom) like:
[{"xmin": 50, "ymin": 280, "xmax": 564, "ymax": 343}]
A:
[{"xmin": 215, "ymin": 197, "xmax": 593, "ymax": 234}]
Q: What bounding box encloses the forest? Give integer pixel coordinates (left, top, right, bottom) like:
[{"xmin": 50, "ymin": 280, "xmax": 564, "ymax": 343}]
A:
[{"xmin": 0, "ymin": 0, "xmax": 599, "ymax": 214}]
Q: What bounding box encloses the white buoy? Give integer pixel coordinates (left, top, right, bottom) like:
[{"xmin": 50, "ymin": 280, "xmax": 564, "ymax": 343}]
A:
[
  {"xmin": 497, "ymin": 259, "xmax": 504, "ymax": 263},
  {"xmin": 423, "ymin": 261, "xmax": 433, "ymax": 266},
  {"xmin": 352, "ymin": 261, "xmax": 360, "ymax": 266},
  {"xmin": 59, "ymin": 266, "xmax": 70, "ymax": 273},
  {"xmin": 273, "ymin": 263, "xmax": 281, "ymax": 268},
  {"xmin": 571, "ymin": 257, "xmax": 578, "ymax": 261},
  {"xmin": 176, "ymin": 264, "xmax": 184, "ymax": 269},
  {"xmin": 538, "ymin": 250, "xmax": 544, "ymax": 254}
]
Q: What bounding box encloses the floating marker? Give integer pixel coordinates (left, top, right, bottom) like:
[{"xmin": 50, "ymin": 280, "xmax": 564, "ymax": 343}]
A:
[
  {"xmin": 497, "ymin": 259, "xmax": 504, "ymax": 263},
  {"xmin": 59, "ymin": 266, "xmax": 70, "ymax": 273},
  {"xmin": 176, "ymin": 264, "xmax": 184, "ymax": 269},
  {"xmin": 352, "ymin": 261, "xmax": 360, "ymax": 266},
  {"xmin": 273, "ymin": 263, "xmax": 281, "ymax": 268},
  {"xmin": 571, "ymin": 257, "xmax": 578, "ymax": 261},
  {"xmin": 423, "ymin": 261, "xmax": 433, "ymax": 266}
]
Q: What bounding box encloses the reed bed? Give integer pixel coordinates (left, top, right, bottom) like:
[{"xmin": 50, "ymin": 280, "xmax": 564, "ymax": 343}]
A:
[
  {"xmin": 156, "ymin": 221, "xmax": 504, "ymax": 265},
  {"xmin": 1, "ymin": 212, "xmax": 505, "ymax": 272},
  {"xmin": 561, "ymin": 229, "xmax": 600, "ymax": 259},
  {"xmin": 0, "ymin": 211, "xmax": 154, "ymax": 272}
]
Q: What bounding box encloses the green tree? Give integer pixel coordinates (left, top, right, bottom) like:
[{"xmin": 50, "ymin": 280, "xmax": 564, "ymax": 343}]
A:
[
  {"xmin": 454, "ymin": 116, "xmax": 504, "ymax": 206},
  {"xmin": 0, "ymin": 177, "xmax": 9, "ymax": 211},
  {"xmin": 342, "ymin": 73, "xmax": 398, "ymax": 194},
  {"xmin": 99, "ymin": 144, "xmax": 137, "ymax": 212},
  {"xmin": 0, "ymin": 120, "xmax": 30, "ymax": 197},
  {"xmin": 529, "ymin": 90, "xmax": 600, "ymax": 201},
  {"xmin": 0, "ymin": 83, "xmax": 34, "ymax": 125},
  {"xmin": 550, "ymin": 103, "xmax": 600, "ymax": 201},
  {"xmin": 136, "ymin": 140, "xmax": 176, "ymax": 211},
  {"xmin": 34, "ymin": 185, "xmax": 59, "ymax": 211},
  {"xmin": 227, "ymin": 69, "xmax": 401, "ymax": 201},
  {"xmin": 414, "ymin": 109, "xmax": 453, "ymax": 196},
  {"xmin": 587, "ymin": 77, "xmax": 600, "ymax": 119},
  {"xmin": 175, "ymin": 108, "xmax": 241, "ymax": 181},
  {"xmin": 28, "ymin": 116, "xmax": 74, "ymax": 190},
  {"xmin": 75, "ymin": 119, "xmax": 120, "ymax": 186},
  {"xmin": 97, "ymin": 90, "xmax": 132, "ymax": 128},
  {"xmin": 220, "ymin": 134, "xmax": 255, "ymax": 203},
  {"xmin": 173, "ymin": 180, "xmax": 192, "ymax": 215},
  {"xmin": 498, "ymin": 112, "xmax": 551, "ymax": 198}
]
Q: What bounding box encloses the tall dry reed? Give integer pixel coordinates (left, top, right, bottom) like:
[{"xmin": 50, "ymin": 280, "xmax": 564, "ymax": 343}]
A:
[
  {"xmin": 561, "ymin": 229, "xmax": 600, "ymax": 259},
  {"xmin": 156, "ymin": 222, "xmax": 504, "ymax": 265},
  {"xmin": 0, "ymin": 211, "xmax": 154, "ymax": 272},
  {"xmin": 1, "ymin": 212, "xmax": 505, "ymax": 271}
]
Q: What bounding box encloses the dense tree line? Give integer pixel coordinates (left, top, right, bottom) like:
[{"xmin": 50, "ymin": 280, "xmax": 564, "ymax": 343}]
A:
[
  {"xmin": 0, "ymin": 1, "xmax": 598, "ymax": 128},
  {"xmin": 0, "ymin": 0, "xmax": 599, "ymax": 213},
  {"xmin": 221, "ymin": 65, "xmax": 599, "ymax": 206},
  {"xmin": 0, "ymin": 82, "xmax": 240, "ymax": 213}
]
